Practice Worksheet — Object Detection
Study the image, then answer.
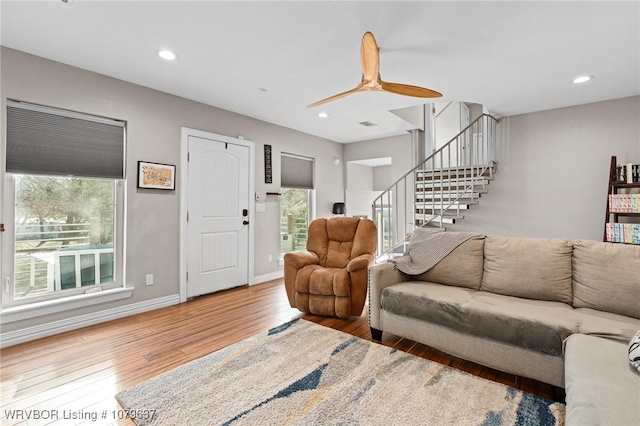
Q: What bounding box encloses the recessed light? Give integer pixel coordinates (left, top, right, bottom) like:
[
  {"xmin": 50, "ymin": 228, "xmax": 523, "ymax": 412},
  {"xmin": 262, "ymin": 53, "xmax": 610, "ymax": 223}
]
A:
[
  {"xmin": 318, "ymin": 112, "xmax": 329, "ymax": 118},
  {"xmin": 573, "ymin": 75, "xmax": 593, "ymax": 84},
  {"xmin": 157, "ymin": 50, "xmax": 178, "ymax": 61}
]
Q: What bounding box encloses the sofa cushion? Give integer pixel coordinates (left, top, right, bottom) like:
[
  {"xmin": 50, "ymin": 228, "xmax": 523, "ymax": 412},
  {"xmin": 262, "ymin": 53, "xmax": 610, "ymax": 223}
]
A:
[
  {"xmin": 572, "ymin": 240, "xmax": 640, "ymax": 319},
  {"xmin": 306, "ymin": 217, "xmax": 362, "ymax": 268},
  {"xmin": 295, "ymin": 265, "xmax": 351, "ymax": 298},
  {"xmin": 307, "ymin": 267, "xmax": 350, "ymax": 297},
  {"xmin": 381, "ymin": 282, "xmax": 577, "ymax": 356},
  {"xmin": 480, "ymin": 237, "xmax": 573, "ymax": 303},
  {"xmin": 564, "ymin": 334, "xmax": 640, "ymax": 426},
  {"xmin": 413, "ymin": 235, "xmax": 485, "ymax": 289},
  {"xmin": 574, "ymin": 308, "xmax": 640, "ymax": 343}
]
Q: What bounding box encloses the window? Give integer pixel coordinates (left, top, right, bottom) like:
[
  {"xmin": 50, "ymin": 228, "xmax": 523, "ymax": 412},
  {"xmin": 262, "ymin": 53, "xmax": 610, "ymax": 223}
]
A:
[
  {"xmin": 280, "ymin": 188, "xmax": 311, "ymax": 254},
  {"xmin": 280, "ymin": 154, "xmax": 314, "ymax": 255},
  {"xmin": 2, "ymin": 101, "xmax": 125, "ymax": 308}
]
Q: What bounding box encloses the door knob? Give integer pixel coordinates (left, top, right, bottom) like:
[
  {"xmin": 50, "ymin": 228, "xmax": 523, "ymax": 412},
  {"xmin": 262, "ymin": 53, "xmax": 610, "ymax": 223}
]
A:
[{"xmin": 243, "ymin": 220, "xmax": 249, "ymax": 225}]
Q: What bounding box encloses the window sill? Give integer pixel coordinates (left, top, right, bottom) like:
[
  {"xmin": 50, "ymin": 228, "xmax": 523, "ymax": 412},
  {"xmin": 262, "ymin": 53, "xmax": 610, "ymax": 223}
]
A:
[{"xmin": 0, "ymin": 287, "xmax": 135, "ymax": 324}]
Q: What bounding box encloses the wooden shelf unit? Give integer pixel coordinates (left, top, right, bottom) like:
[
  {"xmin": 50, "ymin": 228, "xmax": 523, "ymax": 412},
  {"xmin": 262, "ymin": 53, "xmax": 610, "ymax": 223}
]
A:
[{"xmin": 604, "ymin": 156, "xmax": 640, "ymax": 243}]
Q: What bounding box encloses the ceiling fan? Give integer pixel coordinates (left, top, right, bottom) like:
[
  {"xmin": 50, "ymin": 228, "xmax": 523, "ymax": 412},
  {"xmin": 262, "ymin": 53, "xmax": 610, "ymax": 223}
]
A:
[{"xmin": 307, "ymin": 31, "xmax": 442, "ymax": 108}]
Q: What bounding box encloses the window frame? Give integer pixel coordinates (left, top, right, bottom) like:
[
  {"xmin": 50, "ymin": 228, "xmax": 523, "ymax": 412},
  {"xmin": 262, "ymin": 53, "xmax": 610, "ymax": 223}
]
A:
[
  {"xmin": 280, "ymin": 187, "xmax": 315, "ymax": 256},
  {"xmin": 1, "ymin": 174, "xmax": 126, "ymax": 309},
  {"xmin": 0, "ymin": 102, "xmax": 128, "ymax": 313}
]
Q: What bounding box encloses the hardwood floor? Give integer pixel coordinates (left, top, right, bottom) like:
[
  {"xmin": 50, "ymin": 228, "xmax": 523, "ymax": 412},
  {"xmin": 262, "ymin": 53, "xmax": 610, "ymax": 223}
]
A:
[{"xmin": 1, "ymin": 279, "xmax": 557, "ymax": 426}]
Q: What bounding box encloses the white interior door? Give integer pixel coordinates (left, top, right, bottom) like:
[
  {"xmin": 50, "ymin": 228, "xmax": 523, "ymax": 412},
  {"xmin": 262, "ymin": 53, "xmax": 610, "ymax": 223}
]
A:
[{"xmin": 187, "ymin": 136, "xmax": 250, "ymax": 297}]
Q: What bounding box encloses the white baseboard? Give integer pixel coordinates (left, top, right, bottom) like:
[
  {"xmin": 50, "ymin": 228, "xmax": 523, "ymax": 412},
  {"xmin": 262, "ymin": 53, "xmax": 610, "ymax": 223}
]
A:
[
  {"xmin": 252, "ymin": 270, "xmax": 284, "ymax": 285},
  {"xmin": 0, "ymin": 294, "xmax": 181, "ymax": 348}
]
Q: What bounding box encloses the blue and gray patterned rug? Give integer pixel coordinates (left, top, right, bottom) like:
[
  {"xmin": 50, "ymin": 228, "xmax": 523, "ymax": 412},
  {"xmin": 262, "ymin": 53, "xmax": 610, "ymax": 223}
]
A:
[{"xmin": 116, "ymin": 319, "xmax": 565, "ymax": 425}]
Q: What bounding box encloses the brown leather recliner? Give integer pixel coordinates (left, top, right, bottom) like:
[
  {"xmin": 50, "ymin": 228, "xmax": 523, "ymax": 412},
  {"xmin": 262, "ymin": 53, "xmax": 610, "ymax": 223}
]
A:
[{"xmin": 284, "ymin": 217, "xmax": 377, "ymax": 318}]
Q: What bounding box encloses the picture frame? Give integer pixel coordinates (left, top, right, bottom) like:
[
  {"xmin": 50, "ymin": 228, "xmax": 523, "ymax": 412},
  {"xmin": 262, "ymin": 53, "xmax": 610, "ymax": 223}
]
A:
[{"xmin": 137, "ymin": 161, "xmax": 176, "ymax": 190}]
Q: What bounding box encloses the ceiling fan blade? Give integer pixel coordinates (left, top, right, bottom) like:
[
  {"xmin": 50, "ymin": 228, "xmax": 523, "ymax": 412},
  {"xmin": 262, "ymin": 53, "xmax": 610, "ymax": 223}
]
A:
[
  {"xmin": 361, "ymin": 31, "xmax": 380, "ymax": 82},
  {"xmin": 379, "ymin": 80, "xmax": 443, "ymax": 98},
  {"xmin": 308, "ymin": 31, "xmax": 442, "ymax": 108},
  {"xmin": 307, "ymin": 82, "xmax": 366, "ymax": 108}
]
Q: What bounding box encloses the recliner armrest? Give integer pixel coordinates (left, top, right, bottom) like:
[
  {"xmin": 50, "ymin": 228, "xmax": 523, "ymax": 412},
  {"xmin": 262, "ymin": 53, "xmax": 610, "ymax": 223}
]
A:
[
  {"xmin": 283, "ymin": 250, "xmax": 320, "ymax": 268},
  {"xmin": 346, "ymin": 254, "xmax": 374, "ymax": 272}
]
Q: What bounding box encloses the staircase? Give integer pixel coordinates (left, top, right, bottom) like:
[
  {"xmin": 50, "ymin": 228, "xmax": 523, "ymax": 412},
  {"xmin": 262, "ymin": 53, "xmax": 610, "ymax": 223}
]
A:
[{"xmin": 372, "ymin": 114, "xmax": 498, "ymax": 257}]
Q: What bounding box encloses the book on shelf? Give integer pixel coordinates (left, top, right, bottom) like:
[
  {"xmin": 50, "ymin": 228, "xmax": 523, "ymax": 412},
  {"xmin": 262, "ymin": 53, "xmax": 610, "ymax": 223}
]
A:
[
  {"xmin": 623, "ymin": 163, "xmax": 640, "ymax": 183},
  {"xmin": 606, "ymin": 222, "xmax": 640, "ymax": 244},
  {"xmin": 605, "ymin": 222, "xmax": 615, "ymax": 242},
  {"xmin": 608, "ymin": 193, "xmax": 640, "ymax": 213}
]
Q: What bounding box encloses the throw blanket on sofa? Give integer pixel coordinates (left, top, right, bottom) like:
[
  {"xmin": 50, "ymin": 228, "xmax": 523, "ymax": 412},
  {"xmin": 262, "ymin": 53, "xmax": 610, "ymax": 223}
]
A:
[{"xmin": 390, "ymin": 228, "xmax": 482, "ymax": 275}]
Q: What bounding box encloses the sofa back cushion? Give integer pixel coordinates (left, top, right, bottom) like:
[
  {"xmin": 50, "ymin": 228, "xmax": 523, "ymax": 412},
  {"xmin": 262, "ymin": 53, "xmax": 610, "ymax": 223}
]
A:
[
  {"xmin": 480, "ymin": 237, "xmax": 573, "ymax": 303},
  {"xmin": 414, "ymin": 235, "xmax": 485, "ymax": 289},
  {"xmin": 572, "ymin": 240, "xmax": 640, "ymax": 319}
]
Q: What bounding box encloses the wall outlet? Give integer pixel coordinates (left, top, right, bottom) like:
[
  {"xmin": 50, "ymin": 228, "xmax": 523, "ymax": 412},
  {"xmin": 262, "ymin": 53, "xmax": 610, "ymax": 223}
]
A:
[
  {"xmin": 268, "ymin": 254, "xmax": 273, "ymax": 263},
  {"xmin": 145, "ymin": 274, "xmax": 154, "ymax": 286}
]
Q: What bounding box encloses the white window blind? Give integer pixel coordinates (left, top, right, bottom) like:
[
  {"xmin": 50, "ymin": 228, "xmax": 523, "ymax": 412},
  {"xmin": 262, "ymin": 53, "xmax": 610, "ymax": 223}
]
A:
[
  {"xmin": 281, "ymin": 153, "xmax": 314, "ymax": 189},
  {"xmin": 6, "ymin": 101, "xmax": 125, "ymax": 179}
]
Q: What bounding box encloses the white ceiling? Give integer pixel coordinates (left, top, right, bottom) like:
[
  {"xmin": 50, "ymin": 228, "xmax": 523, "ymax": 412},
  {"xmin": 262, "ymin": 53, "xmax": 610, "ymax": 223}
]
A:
[{"xmin": 1, "ymin": 1, "xmax": 639, "ymax": 144}]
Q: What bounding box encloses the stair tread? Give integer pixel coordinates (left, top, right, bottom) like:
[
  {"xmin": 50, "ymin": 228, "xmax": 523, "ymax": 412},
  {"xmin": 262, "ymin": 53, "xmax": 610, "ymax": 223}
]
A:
[
  {"xmin": 413, "ymin": 201, "xmax": 478, "ymax": 207},
  {"xmin": 416, "ymin": 212, "xmax": 471, "ymax": 215},
  {"xmin": 416, "ymin": 164, "xmax": 496, "ymax": 173},
  {"xmin": 416, "ymin": 188, "xmax": 489, "ymax": 198},
  {"xmin": 417, "ymin": 169, "xmax": 495, "ymax": 177},
  {"xmin": 414, "ymin": 213, "xmax": 464, "ymax": 220},
  {"xmin": 415, "ymin": 191, "xmax": 487, "ymax": 199},
  {"xmin": 416, "ymin": 178, "xmax": 492, "ymax": 186},
  {"xmin": 413, "ymin": 198, "xmax": 480, "ymax": 207}
]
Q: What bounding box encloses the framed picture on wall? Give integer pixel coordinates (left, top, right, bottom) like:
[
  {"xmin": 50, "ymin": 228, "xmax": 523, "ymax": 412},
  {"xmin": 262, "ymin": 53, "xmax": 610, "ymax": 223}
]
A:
[{"xmin": 137, "ymin": 161, "xmax": 176, "ymax": 190}]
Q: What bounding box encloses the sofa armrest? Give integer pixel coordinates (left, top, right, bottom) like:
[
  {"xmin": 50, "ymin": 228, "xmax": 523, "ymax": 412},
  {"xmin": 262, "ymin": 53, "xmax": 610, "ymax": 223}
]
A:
[
  {"xmin": 347, "ymin": 254, "xmax": 374, "ymax": 272},
  {"xmin": 368, "ymin": 262, "xmax": 408, "ymax": 330},
  {"xmin": 283, "ymin": 250, "xmax": 319, "ymax": 268}
]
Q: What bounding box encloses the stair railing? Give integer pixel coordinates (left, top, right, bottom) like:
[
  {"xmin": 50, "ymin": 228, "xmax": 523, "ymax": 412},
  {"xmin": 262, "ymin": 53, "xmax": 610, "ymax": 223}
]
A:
[{"xmin": 372, "ymin": 114, "xmax": 497, "ymax": 256}]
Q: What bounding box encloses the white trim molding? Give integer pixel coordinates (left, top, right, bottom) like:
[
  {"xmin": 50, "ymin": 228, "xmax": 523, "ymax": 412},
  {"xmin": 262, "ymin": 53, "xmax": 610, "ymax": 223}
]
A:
[
  {"xmin": 0, "ymin": 293, "xmax": 180, "ymax": 348},
  {"xmin": 252, "ymin": 270, "xmax": 284, "ymax": 285},
  {"xmin": 0, "ymin": 287, "xmax": 134, "ymax": 324}
]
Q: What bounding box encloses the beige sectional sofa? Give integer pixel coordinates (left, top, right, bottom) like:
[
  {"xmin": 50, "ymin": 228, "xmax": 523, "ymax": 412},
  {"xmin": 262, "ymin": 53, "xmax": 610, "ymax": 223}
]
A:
[{"xmin": 368, "ymin": 234, "xmax": 640, "ymax": 425}]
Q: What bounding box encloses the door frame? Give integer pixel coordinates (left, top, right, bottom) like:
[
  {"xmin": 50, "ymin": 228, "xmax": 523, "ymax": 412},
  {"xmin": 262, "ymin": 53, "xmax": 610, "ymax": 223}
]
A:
[{"xmin": 179, "ymin": 128, "xmax": 255, "ymax": 303}]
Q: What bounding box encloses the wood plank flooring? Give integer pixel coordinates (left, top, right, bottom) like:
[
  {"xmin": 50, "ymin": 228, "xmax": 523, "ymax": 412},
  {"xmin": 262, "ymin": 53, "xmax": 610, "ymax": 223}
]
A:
[{"xmin": 0, "ymin": 279, "xmax": 557, "ymax": 426}]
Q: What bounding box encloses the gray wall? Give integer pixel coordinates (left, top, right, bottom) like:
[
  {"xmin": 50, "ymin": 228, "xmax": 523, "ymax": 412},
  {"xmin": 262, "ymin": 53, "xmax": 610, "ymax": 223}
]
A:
[
  {"xmin": 346, "ymin": 162, "xmax": 378, "ymax": 218},
  {"xmin": 452, "ymin": 96, "xmax": 640, "ymax": 240},
  {"xmin": 373, "ymin": 165, "xmax": 393, "ymax": 191},
  {"xmin": 0, "ymin": 47, "xmax": 343, "ymax": 332},
  {"xmin": 344, "ymin": 134, "xmax": 413, "ymax": 188}
]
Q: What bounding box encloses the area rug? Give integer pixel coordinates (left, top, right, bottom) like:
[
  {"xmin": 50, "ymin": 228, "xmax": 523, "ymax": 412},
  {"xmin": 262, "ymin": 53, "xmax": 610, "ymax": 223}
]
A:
[{"xmin": 116, "ymin": 319, "xmax": 565, "ymax": 426}]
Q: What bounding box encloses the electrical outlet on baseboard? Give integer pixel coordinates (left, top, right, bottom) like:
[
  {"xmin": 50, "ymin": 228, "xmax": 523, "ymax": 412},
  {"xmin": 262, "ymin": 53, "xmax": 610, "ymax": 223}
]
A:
[
  {"xmin": 268, "ymin": 254, "xmax": 273, "ymax": 263},
  {"xmin": 145, "ymin": 274, "xmax": 154, "ymax": 286}
]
